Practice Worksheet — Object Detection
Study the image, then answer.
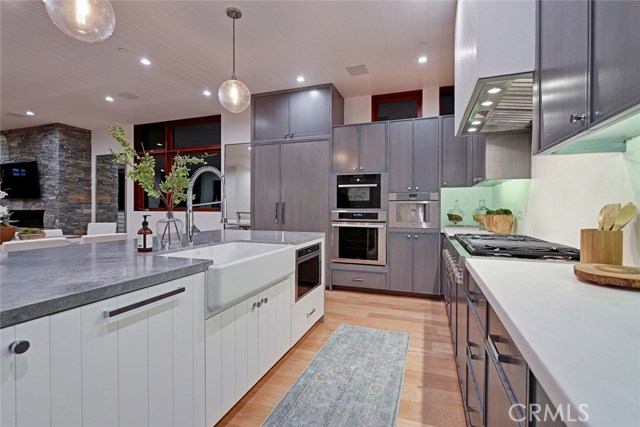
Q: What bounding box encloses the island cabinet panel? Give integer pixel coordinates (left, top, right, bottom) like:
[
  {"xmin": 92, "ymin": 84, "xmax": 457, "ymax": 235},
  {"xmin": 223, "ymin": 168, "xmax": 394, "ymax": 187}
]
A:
[
  {"xmin": 15, "ymin": 316, "xmax": 51, "ymax": 427},
  {"xmin": 206, "ymin": 277, "xmax": 292, "ymax": 427},
  {"xmin": 1, "ymin": 273, "xmax": 205, "ymax": 427},
  {"xmin": 0, "ymin": 326, "xmax": 16, "ymax": 427}
]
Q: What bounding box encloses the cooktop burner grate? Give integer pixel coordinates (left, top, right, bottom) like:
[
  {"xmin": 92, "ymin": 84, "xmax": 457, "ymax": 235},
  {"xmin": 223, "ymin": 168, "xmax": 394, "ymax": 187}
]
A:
[{"xmin": 454, "ymin": 234, "xmax": 580, "ymax": 260}]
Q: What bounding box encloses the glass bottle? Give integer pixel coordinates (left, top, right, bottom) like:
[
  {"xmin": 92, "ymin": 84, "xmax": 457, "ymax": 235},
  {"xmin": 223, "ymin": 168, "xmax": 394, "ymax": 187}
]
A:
[
  {"xmin": 156, "ymin": 211, "xmax": 183, "ymax": 250},
  {"xmin": 473, "ymin": 199, "xmax": 488, "ymax": 229},
  {"xmin": 447, "ymin": 200, "xmax": 465, "ymax": 225}
]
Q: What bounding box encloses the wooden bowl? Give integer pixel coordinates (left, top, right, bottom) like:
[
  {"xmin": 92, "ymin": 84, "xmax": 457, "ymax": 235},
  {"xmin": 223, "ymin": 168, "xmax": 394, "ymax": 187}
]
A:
[
  {"xmin": 17, "ymin": 233, "xmax": 46, "ymax": 240},
  {"xmin": 491, "ymin": 215, "xmax": 514, "ymax": 235}
]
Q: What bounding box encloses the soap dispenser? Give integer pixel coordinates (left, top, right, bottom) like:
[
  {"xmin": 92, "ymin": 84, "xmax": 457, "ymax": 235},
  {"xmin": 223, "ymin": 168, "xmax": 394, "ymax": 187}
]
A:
[{"xmin": 137, "ymin": 215, "xmax": 153, "ymax": 252}]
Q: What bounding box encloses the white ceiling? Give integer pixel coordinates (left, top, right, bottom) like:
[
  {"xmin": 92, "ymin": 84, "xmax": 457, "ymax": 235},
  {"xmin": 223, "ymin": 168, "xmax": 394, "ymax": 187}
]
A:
[{"xmin": 0, "ymin": 0, "xmax": 456, "ymax": 131}]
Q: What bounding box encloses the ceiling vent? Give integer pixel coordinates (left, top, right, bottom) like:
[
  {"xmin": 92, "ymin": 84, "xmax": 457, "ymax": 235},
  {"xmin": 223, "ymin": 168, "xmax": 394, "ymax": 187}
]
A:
[
  {"xmin": 345, "ymin": 64, "xmax": 369, "ymax": 77},
  {"xmin": 117, "ymin": 92, "xmax": 140, "ymax": 100}
]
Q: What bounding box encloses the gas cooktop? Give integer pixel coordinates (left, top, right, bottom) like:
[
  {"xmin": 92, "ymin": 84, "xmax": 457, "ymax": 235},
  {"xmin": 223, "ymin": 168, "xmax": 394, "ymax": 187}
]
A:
[{"xmin": 454, "ymin": 234, "xmax": 580, "ymax": 261}]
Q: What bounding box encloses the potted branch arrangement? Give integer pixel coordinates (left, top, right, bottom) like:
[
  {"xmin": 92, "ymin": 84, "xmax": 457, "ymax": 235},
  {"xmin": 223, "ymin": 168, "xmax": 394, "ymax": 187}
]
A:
[{"xmin": 108, "ymin": 124, "xmax": 203, "ymax": 249}]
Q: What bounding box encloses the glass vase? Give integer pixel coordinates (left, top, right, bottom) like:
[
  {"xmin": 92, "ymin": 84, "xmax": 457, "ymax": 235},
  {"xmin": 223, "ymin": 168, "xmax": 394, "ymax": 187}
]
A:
[{"xmin": 156, "ymin": 211, "xmax": 183, "ymax": 250}]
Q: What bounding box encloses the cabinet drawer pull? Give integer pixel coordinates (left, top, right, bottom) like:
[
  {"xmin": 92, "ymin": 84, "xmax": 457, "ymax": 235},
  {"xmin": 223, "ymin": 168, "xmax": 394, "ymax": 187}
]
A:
[
  {"xmin": 466, "ymin": 405, "xmax": 480, "ymax": 414},
  {"xmin": 275, "ymin": 202, "xmax": 279, "ymax": 224},
  {"xmin": 351, "ymin": 277, "xmax": 364, "ymax": 282},
  {"xmin": 359, "ymin": 166, "xmax": 364, "ymax": 171},
  {"xmin": 290, "ymin": 132, "xmax": 295, "ymax": 138},
  {"xmin": 253, "ymin": 301, "xmax": 262, "ymax": 309},
  {"xmin": 353, "ymin": 167, "xmax": 358, "ymax": 171},
  {"xmin": 103, "ymin": 287, "xmax": 185, "ymax": 318},
  {"xmin": 9, "ymin": 340, "xmax": 30, "ymax": 355},
  {"xmin": 307, "ymin": 307, "xmax": 316, "ymax": 318},
  {"xmin": 281, "ymin": 202, "xmax": 286, "ymax": 226},
  {"xmin": 261, "ymin": 297, "xmax": 269, "ymax": 305},
  {"xmin": 569, "ymin": 113, "xmax": 586, "ymax": 124},
  {"xmin": 489, "ymin": 334, "xmax": 523, "ymax": 365},
  {"xmin": 284, "ymin": 133, "xmax": 289, "ymax": 139}
]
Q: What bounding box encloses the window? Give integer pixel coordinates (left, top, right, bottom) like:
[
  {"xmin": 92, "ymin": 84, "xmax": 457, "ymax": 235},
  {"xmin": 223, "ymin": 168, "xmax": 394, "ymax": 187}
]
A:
[
  {"xmin": 133, "ymin": 115, "xmax": 222, "ymax": 211},
  {"xmin": 372, "ymin": 90, "xmax": 423, "ymax": 121},
  {"xmin": 439, "ymin": 86, "xmax": 455, "ymax": 115}
]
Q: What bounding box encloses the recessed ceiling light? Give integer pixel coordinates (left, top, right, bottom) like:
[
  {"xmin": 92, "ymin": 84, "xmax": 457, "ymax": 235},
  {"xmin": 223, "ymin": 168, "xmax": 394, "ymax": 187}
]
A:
[
  {"xmin": 202, "ymin": 90, "xmax": 212, "ymax": 97},
  {"xmin": 471, "ymin": 120, "xmax": 482, "ymax": 125},
  {"xmin": 25, "ymin": 111, "xmax": 35, "ymax": 116},
  {"xmin": 160, "ymin": 169, "xmax": 165, "ymax": 172},
  {"xmin": 468, "ymin": 127, "xmax": 478, "ymax": 132},
  {"xmin": 296, "ymin": 76, "xmax": 305, "ymax": 83},
  {"xmin": 140, "ymin": 58, "xmax": 151, "ymax": 66},
  {"xmin": 481, "ymin": 101, "xmax": 493, "ymax": 107},
  {"xmin": 156, "ymin": 143, "xmax": 163, "ymax": 147},
  {"xmin": 105, "ymin": 96, "xmax": 114, "ymax": 102},
  {"xmin": 487, "ymin": 88, "xmax": 502, "ymax": 94},
  {"xmin": 418, "ymin": 56, "xmax": 427, "ymax": 63}
]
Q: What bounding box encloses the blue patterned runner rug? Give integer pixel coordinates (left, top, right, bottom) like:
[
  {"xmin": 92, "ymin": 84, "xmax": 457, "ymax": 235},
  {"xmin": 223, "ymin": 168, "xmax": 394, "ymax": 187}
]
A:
[{"xmin": 262, "ymin": 324, "xmax": 410, "ymax": 427}]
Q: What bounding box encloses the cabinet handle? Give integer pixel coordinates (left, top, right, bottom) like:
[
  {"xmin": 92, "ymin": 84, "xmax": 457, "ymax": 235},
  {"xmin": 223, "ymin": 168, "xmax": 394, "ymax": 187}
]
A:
[
  {"xmin": 290, "ymin": 131, "xmax": 295, "ymax": 138},
  {"xmin": 569, "ymin": 113, "xmax": 586, "ymax": 124},
  {"xmin": 353, "ymin": 167, "xmax": 358, "ymax": 171},
  {"xmin": 468, "ymin": 290, "xmax": 485, "ymax": 303},
  {"xmin": 466, "ymin": 405, "xmax": 480, "ymax": 414},
  {"xmin": 307, "ymin": 307, "xmax": 316, "ymax": 318},
  {"xmin": 284, "ymin": 132, "xmax": 289, "ymax": 139},
  {"xmin": 415, "ymin": 186, "xmax": 419, "ymax": 191},
  {"xmin": 443, "ymin": 181, "xmax": 447, "ymax": 187},
  {"xmin": 275, "ymin": 202, "xmax": 279, "ymax": 224},
  {"xmin": 281, "ymin": 202, "xmax": 286, "ymax": 225},
  {"xmin": 407, "ymin": 186, "xmax": 411, "ymax": 191},
  {"xmin": 407, "ymin": 234, "xmax": 411, "ymax": 239},
  {"xmin": 103, "ymin": 287, "xmax": 185, "ymax": 318},
  {"xmin": 489, "ymin": 334, "xmax": 523, "ymax": 365},
  {"xmin": 253, "ymin": 301, "xmax": 262, "ymax": 309},
  {"xmin": 261, "ymin": 297, "xmax": 269, "ymax": 305},
  {"xmin": 9, "ymin": 340, "xmax": 30, "ymax": 355},
  {"xmin": 359, "ymin": 166, "xmax": 364, "ymax": 171},
  {"xmin": 351, "ymin": 277, "xmax": 364, "ymax": 282},
  {"xmin": 414, "ymin": 234, "xmax": 418, "ymax": 239}
]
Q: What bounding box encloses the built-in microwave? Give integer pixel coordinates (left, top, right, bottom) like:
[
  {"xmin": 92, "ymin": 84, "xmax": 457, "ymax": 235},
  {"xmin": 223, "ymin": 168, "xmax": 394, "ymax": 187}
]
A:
[
  {"xmin": 389, "ymin": 192, "xmax": 439, "ymax": 229},
  {"xmin": 336, "ymin": 174, "xmax": 381, "ymax": 210}
]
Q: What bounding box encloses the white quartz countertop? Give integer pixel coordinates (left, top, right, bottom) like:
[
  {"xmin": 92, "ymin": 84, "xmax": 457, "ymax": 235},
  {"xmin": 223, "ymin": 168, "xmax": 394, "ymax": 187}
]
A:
[
  {"xmin": 465, "ymin": 258, "xmax": 640, "ymax": 427},
  {"xmin": 442, "ymin": 226, "xmax": 492, "ymax": 237}
]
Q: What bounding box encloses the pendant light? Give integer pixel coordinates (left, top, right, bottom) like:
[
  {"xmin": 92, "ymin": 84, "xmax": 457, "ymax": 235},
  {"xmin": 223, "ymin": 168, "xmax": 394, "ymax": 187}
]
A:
[
  {"xmin": 218, "ymin": 7, "xmax": 250, "ymax": 113},
  {"xmin": 44, "ymin": 0, "xmax": 116, "ymax": 43}
]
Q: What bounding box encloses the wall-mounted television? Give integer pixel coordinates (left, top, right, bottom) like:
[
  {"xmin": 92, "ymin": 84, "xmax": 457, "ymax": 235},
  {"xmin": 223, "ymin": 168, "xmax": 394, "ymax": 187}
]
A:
[{"xmin": 0, "ymin": 161, "xmax": 41, "ymax": 199}]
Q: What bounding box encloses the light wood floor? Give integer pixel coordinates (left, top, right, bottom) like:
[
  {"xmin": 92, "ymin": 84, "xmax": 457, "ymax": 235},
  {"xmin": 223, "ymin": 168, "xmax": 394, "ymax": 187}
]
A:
[{"xmin": 218, "ymin": 290, "xmax": 466, "ymax": 427}]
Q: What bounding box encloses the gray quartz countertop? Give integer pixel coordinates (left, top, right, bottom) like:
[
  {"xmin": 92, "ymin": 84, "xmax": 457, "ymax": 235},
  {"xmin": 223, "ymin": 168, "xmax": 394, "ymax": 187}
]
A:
[{"xmin": 0, "ymin": 229, "xmax": 324, "ymax": 328}]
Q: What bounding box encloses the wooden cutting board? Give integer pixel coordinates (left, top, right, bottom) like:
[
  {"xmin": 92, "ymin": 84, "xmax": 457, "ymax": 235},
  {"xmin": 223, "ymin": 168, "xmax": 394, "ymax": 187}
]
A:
[{"xmin": 574, "ymin": 263, "xmax": 640, "ymax": 289}]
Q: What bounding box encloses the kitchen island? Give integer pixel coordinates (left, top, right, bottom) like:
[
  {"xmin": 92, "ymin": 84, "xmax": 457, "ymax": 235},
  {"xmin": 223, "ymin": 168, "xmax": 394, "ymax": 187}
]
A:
[
  {"xmin": 1, "ymin": 229, "xmax": 325, "ymax": 427},
  {"xmin": 466, "ymin": 258, "xmax": 640, "ymax": 427}
]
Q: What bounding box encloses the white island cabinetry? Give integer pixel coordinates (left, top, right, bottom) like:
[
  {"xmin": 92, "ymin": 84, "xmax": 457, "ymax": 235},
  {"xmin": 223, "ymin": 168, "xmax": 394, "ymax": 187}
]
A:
[{"xmin": 0, "ymin": 273, "xmax": 206, "ymax": 427}]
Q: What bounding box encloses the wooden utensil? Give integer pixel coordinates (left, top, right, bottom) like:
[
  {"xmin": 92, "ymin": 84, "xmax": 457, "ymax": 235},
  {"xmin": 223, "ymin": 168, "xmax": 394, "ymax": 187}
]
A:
[
  {"xmin": 601, "ymin": 203, "xmax": 621, "ymax": 231},
  {"xmin": 612, "ymin": 202, "xmax": 638, "ymax": 231},
  {"xmin": 574, "ymin": 263, "xmax": 640, "ymax": 289}
]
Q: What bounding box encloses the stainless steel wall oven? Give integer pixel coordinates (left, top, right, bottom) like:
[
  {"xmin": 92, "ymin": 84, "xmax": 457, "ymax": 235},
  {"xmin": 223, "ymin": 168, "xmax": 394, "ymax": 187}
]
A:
[{"xmin": 331, "ymin": 210, "xmax": 386, "ymax": 266}]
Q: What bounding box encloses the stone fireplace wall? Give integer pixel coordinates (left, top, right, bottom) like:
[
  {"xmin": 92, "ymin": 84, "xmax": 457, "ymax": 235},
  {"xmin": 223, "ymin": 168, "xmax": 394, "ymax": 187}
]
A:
[{"xmin": 0, "ymin": 123, "xmax": 92, "ymax": 235}]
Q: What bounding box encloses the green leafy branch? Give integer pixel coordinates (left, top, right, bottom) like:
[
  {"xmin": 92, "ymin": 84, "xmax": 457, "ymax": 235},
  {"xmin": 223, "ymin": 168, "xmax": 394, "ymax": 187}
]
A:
[{"xmin": 107, "ymin": 123, "xmax": 204, "ymax": 209}]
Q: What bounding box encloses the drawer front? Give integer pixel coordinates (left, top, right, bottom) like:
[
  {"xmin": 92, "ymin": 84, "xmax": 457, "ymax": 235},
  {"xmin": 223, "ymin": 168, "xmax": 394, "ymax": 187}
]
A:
[
  {"xmin": 466, "ymin": 352, "xmax": 485, "ymax": 427},
  {"xmin": 488, "ymin": 307, "xmax": 527, "ymax": 407},
  {"xmin": 467, "ymin": 274, "xmax": 487, "ymax": 333},
  {"xmin": 331, "ymin": 270, "xmax": 387, "ymax": 290},
  {"xmin": 291, "ymin": 285, "xmax": 325, "ymax": 344},
  {"xmin": 486, "ymin": 356, "xmax": 521, "ymax": 427}
]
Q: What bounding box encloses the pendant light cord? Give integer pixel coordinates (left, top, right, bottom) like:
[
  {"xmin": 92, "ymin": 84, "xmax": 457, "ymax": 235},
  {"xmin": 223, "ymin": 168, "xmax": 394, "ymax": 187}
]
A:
[{"xmin": 232, "ymin": 17, "xmax": 236, "ymax": 76}]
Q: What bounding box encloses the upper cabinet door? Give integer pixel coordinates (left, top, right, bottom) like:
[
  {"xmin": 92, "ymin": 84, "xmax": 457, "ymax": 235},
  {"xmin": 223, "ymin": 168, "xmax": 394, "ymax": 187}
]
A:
[
  {"xmin": 538, "ymin": 0, "xmax": 589, "ymax": 151},
  {"xmin": 251, "ymin": 143, "xmax": 282, "ymax": 231},
  {"xmin": 332, "ymin": 126, "xmax": 359, "ymax": 173},
  {"xmin": 289, "ymin": 87, "xmax": 332, "ymax": 139},
  {"xmin": 358, "ymin": 122, "xmax": 387, "ymax": 172},
  {"xmin": 591, "ymin": 1, "xmax": 640, "ymax": 125},
  {"xmin": 469, "ymin": 135, "xmax": 486, "ymax": 186},
  {"xmin": 389, "ymin": 120, "xmax": 414, "ymax": 192},
  {"xmin": 440, "ymin": 116, "xmax": 468, "ymax": 188},
  {"xmin": 413, "ymin": 117, "xmax": 439, "ymax": 193},
  {"xmin": 253, "ymin": 93, "xmax": 289, "ymax": 141}
]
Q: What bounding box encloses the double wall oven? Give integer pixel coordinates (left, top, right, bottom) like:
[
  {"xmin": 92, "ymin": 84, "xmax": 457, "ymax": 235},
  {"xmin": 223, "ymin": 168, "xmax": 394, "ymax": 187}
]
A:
[{"xmin": 331, "ymin": 210, "xmax": 386, "ymax": 266}]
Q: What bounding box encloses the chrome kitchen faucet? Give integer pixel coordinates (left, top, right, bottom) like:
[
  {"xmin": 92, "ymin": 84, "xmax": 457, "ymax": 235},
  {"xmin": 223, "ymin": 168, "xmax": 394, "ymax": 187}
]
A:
[{"xmin": 186, "ymin": 166, "xmax": 227, "ymax": 246}]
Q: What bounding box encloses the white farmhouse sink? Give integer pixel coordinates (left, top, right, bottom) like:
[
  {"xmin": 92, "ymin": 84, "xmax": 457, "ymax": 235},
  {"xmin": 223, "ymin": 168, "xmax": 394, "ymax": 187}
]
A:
[{"xmin": 163, "ymin": 241, "xmax": 295, "ymax": 314}]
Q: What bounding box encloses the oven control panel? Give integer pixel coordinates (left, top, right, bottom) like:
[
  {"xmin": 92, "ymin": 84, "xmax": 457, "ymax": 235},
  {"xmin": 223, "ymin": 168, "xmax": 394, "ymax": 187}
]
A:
[{"xmin": 331, "ymin": 210, "xmax": 386, "ymax": 222}]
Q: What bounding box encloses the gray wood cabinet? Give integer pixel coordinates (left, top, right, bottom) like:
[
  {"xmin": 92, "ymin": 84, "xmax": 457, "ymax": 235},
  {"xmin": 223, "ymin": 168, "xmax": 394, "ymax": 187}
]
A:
[
  {"xmin": 537, "ymin": 0, "xmax": 589, "ymax": 152},
  {"xmin": 389, "ymin": 118, "xmax": 439, "ymax": 193},
  {"xmin": 388, "ymin": 231, "xmax": 439, "ymax": 295},
  {"xmin": 251, "ymin": 140, "xmax": 329, "ymax": 234},
  {"xmin": 332, "ymin": 122, "xmax": 387, "ymax": 173},
  {"xmin": 591, "ymin": 1, "xmax": 640, "ymax": 125},
  {"xmin": 440, "ymin": 115, "xmax": 468, "ymax": 188},
  {"xmin": 252, "ymin": 85, "xmax": 343, "ymax": 143},
  {"xmin": 440, "ymin": 116, "xmax": 488, "ymax": 188}
]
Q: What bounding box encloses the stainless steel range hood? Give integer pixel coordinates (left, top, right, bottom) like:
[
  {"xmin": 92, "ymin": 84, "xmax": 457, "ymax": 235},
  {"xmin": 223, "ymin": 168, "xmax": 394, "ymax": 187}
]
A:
[{"xmin": 458, "ymin": 72, "xmax": 533, "ymax": 136}]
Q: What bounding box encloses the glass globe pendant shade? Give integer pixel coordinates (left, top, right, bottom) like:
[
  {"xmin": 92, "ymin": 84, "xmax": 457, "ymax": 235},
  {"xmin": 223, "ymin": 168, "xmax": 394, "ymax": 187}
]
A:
[
  {"xmin": 218, "ymin": 76, "xmax": 251, "ymax": 113},
  {"xmin": 44, "ymin": 0, "xmax": 116, "ymax": 43}
]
